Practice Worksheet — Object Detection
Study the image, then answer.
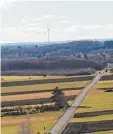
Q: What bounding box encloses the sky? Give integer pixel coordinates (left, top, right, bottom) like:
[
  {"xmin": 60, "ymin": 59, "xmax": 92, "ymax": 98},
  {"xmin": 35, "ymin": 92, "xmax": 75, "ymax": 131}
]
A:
[{"xmin": 0, "ymin": 0, "xmax": 113, "ymax": 43}]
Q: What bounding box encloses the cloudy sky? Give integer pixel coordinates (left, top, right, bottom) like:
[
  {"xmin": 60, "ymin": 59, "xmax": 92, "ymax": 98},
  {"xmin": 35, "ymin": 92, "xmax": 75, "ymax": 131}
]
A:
[{"xmin": 1, "ymin": 1, "xmax": 113, "ymax": 43}]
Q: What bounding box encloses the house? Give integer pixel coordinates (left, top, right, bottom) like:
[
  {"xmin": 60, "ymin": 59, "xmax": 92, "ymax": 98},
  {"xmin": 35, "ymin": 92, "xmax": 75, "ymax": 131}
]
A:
[{"xmin": 107, "ymin": 62, "xmax": 113, "ymax": 68}]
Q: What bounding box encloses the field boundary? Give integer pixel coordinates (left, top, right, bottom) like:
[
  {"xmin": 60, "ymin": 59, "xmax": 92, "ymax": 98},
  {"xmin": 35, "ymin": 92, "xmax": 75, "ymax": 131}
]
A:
[{"xmin": 74, "ymin": 110, "xmax": 113, "ymax": 118}]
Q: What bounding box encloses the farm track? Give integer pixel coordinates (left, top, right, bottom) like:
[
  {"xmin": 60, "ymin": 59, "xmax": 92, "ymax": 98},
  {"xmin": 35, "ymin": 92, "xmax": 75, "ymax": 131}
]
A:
[
  {"xmin": 63, "ymin": 120, "xmax": 113, "ymax": 134},
  {"xmin": 1, "ymin": 74, "xmax": 113, "ymax": 87},
  {"xmin": 1, "ymin": 87, "xmax": 83, "ymax": 96},
  {"xmin": 1, "ymin": 95, "xmax": 76, "ymax": 107}
]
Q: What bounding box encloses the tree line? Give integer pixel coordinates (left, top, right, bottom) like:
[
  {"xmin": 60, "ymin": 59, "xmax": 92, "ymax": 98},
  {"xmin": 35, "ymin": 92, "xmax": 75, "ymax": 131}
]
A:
[
  {"xmin": 1, "ymin": 40, "xmax": 113, "ymax": 59},
  {"xmin": 1, "ymin": 56, "xmax": 102, "ymax": 71}
]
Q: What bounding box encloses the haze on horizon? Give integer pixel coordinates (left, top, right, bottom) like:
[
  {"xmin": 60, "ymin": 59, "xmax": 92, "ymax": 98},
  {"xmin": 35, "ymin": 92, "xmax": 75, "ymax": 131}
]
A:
[{"xmin": 1, "ymin": 1, "xmax": 113, "ymax": 43}]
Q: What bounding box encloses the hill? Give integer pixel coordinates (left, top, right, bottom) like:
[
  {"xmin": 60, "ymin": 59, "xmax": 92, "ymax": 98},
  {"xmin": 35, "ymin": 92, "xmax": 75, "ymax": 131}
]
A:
[{"xmin": 1, "ymin": 40, "xmax": 113, "ymax": 59}]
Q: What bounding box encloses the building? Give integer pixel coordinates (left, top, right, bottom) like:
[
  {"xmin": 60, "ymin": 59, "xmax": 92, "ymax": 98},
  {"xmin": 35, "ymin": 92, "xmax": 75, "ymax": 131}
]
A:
[{"xmin": 107, "ymin": 62, "xmax": 113, "ymax": 68}]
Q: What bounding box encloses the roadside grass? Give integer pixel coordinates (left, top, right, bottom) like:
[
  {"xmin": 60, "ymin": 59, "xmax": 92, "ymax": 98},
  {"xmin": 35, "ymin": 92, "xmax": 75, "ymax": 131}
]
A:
[
  {"xmin": 1, "ymin": 75, "xmax": 94, "ymax": 82},
  {"xmin": 1, "ymin": 81, "xmax": 90, "ymax": 93}
]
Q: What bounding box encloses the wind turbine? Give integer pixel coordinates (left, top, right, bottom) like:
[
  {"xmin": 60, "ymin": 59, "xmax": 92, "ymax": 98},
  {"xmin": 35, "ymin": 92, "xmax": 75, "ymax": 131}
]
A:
[{"xmin": 47, "ymin": 25, "xmax": 51, "ymax": 43}]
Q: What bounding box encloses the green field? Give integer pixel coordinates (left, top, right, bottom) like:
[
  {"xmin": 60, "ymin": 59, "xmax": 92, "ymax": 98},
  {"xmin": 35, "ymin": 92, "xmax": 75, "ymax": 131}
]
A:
[
  {"xmin": 1, "ymin": 79, "xmax": 113, "ymax": 134},
  {"xmin": 2, "ymin": 80, "xmax": 113, "ymax": 94},
  {"xmin": 1, "ymin": 75, "xmax": 73, "ymax": 82},
  {"xmin": 1, "ymin": 81, "xmax": 90, "ymax": 93},
  {"xmin": 1, "ymin": 75, "xmax": 94, "ymax": 82},
  {"xmin": 70, "ymin": 81, "xmax": 113, "ymax": 134},
  {"xmin": 75, "ymin": 88, "xmax": 113, "ymax": 113},
  {"xmin": 95, "ymin": 80, "xmax": 113, "ymax": 88}
]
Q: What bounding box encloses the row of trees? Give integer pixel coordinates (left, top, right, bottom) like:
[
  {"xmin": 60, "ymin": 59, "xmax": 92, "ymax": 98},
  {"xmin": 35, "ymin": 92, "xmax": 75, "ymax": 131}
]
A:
[
  {"xmin": 1, "ymin": 68, "xmax": 95, "ymax": 76},
  {"xmin": 1, "ymin": 57, "xmax": 102, "ymax": 71}
]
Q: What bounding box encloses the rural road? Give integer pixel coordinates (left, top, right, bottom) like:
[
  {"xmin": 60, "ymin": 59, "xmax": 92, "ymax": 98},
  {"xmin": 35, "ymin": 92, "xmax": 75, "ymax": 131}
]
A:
[{"xmin": 48, "ymin": 71, "xmax": 104, "ymax": 134}]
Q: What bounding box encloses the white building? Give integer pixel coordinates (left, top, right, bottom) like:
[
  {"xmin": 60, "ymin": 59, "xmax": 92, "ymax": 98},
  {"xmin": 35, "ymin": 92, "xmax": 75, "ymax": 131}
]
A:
[{"xmin": 107, "ymin": 62, "xmax": 113, "ymax": 68}]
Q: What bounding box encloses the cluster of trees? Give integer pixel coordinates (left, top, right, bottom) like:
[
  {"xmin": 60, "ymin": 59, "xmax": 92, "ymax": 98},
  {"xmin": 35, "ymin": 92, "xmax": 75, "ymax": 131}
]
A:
[{"xmin": 2, "ymin": 87, "xmax": 68, "ymax": 117}]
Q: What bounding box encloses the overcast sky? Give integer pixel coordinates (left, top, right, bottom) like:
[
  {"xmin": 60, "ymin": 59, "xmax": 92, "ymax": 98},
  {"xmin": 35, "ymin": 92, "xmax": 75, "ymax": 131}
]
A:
[{"xmin": 1, "ymin": 1, "xmax": 113, "ymax": 43}]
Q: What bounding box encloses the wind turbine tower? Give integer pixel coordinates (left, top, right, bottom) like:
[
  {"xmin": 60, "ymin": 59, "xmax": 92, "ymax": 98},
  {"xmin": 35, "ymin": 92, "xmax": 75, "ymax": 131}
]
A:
[{"xmin": 47, "ymin": 25, "xmax": 50, "ymax": 43}]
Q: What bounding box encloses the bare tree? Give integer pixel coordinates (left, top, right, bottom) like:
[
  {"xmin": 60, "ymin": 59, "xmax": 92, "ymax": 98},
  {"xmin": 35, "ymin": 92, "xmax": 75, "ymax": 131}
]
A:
[{"xmin": 17, "ymin": 114, "xmax": 33, "ymax": 134}]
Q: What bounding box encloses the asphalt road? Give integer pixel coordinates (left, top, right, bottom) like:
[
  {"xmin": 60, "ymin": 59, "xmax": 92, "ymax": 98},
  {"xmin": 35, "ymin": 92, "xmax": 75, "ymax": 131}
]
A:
[{"xmin": 48, "ymin": 71, "xmax": 103, "ymax": 134}]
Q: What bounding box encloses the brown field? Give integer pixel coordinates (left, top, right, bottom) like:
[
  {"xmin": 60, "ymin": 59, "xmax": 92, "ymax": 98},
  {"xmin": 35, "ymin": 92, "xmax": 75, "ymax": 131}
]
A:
[
  {"xmin": 1, "ymin": 90, "xmax": 81, "ymax": 102},
  {"xmin": 1, "ymin": 111, "xmax": 63, "ymax": 126}
]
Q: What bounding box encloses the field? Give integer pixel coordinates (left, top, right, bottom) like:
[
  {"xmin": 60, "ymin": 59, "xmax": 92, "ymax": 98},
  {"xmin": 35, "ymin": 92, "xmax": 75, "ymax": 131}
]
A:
[
  {"xmin": 1, "ymin": 75, "xmax": 94, "ymax": 82},
  {"xmin": 95, "ymin": 80, "xmax": 113, "ymax": 88},
  {"xmin": 1, "ymin": 74, "xmax": 113, "ymax": 134},
  {"xmin": 2, "ymin": 90, "xmax": 81, "ymax": 102},
  {"xmin": 1, "ymin": 81, "xmax": 89, "ymax": 93},
  {"xmin": 1, "ymin": 111, "xmax": 63, "ymax": 134},
  {"xmin": 68, "ymin": 81, "xmax": 113, "ymax": 133},
  {"xmin": 73, "ymin": 87, "xmax": 113, "ymax": 113}
]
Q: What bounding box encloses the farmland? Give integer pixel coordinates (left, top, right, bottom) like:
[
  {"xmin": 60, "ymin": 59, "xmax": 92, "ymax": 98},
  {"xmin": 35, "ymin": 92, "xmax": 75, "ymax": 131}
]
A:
[
  {"xmin": 1, "ymin": 81, "xmax": 90, "ymax": 93},
  {"xmin": 1, "ymin": 3, "xmax": 113, "ymax": 134},
  {"xmin": 1, "ymin": 74, "xmax": 113, "ymax": 134},
  {"xmin": 66, "ymin": 81, "xmax": 113, "ymax": 133},
  {"xmin": 1, "ymin": 111, "xmax": 63, "ymax": 134},
  {"xmin": 1, "ymin": 75, "xmax": 94, "ymax": 82},
  {"xmin": 2, "ymin": 90, "xmax": 81, "ymax": 102}
]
